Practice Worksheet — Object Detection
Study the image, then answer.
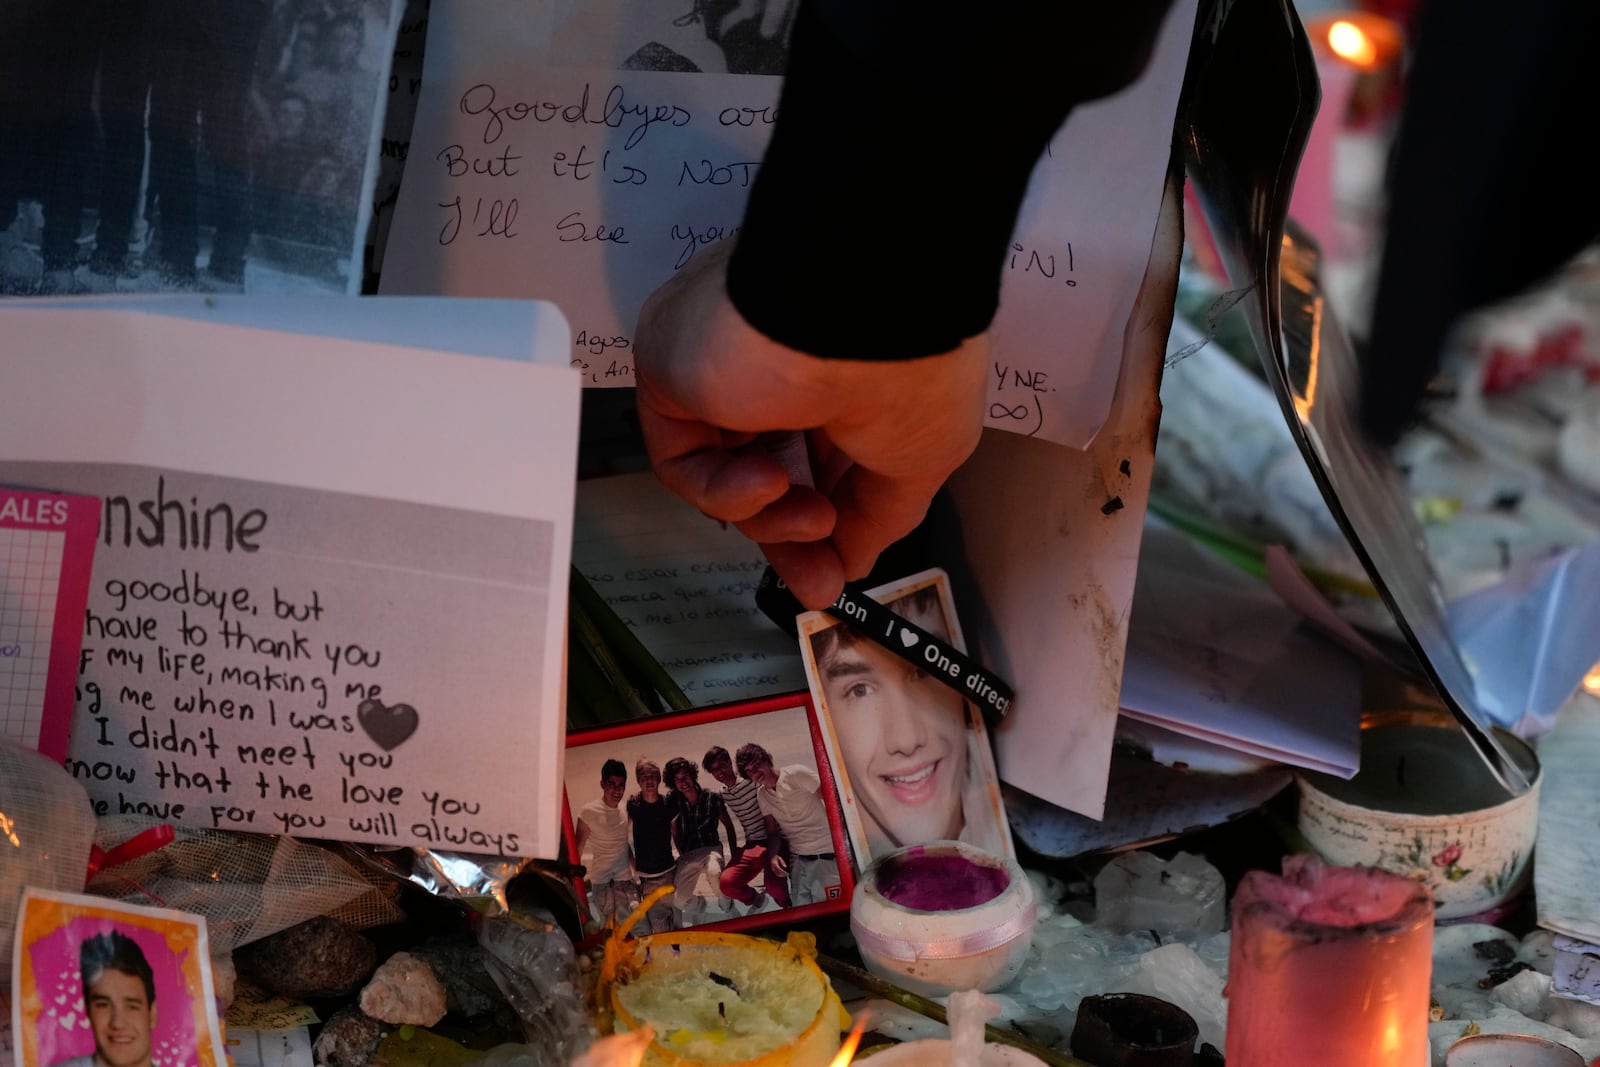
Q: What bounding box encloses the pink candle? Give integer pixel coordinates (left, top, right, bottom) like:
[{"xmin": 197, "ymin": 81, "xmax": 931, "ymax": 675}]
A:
[{"xmin": 1227, "ymin": 856, "xmax": 1433, "ymax": 1066}]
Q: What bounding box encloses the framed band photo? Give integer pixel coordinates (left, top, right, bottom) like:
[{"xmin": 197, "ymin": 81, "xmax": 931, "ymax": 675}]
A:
[
  {"xmin": 798, "ymin": 567, "xmax": 1015, "ymax": 868},
  {"xmin": 10, "ymin": 889, "xmax": 227, "ymax": 1067},
  {"xmin": 564, "ymin": 693, "xmax": 854, "ymax": 936}
]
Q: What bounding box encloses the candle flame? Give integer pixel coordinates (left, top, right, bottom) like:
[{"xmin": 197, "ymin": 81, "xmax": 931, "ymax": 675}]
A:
[
  {"xmin": 1327, "ymin": 20, "xmax": 1378, "ymax": 67},
  {"xmin": 1584, "ymin": 662, "xmax": 1600, "ymax": 696},
  {"xmin": 827, "ymin": 1017, "xmax": 868, "ymax": 1067},
  {"xmin": 1382, "ymin": 1019, "xmax": 1403, "ymax": 1055}
]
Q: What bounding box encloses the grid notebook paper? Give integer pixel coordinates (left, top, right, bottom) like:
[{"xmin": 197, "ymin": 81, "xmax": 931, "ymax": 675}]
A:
[
  {"xmin": 0, "ymin": 527, "xmax": 62, "ymax": 745},
  {"xmin": 0, "ymin": 489, "xmax": 97, "ymax": 759}
]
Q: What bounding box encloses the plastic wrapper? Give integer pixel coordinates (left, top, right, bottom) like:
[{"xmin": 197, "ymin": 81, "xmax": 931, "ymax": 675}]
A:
[
  {"xmin": 478, "ymin": 915, "xmax": 593, "ymax": 1063},
  {"xmin": 1, "ymin": 741, "xmax": 96, "ymax": 972},
  {"xmin": 85, "ymin": 815, "xmax": 402, "ymax": 952}
]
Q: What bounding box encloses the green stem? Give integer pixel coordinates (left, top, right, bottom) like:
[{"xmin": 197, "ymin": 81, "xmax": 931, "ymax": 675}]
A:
[
  {"xmin": 570, "ymin": 568, "xmax": 693, "ymax": 712},
  {"xmin": 813, "ymin": 953, "xmax": 1095, "ymax": 1067},
  {"xmin": 1148, "ymin": 495, "xmax": 1377, "ymax": 599},
  {"xmin": 569, "ymin": 592, "xmax": 654, "ymax": 720},
  {"xmin": 565, "ymin": 638, "xmax": 610, "ymax": 728}
]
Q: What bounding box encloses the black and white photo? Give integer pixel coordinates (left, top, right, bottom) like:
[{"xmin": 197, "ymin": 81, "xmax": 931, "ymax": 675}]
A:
[{"xmin": 0, "ymin": 0, "xmax": 402, "ymax": 296}]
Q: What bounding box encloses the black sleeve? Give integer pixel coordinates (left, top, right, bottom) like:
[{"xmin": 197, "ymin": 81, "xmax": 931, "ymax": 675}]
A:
[
  {"xmin": 1357, "ymin": 0, "xmax": 1600, "ymax": 445},
  {"xmin": 725, "ymin": 0, "xmax": 1177, "ymax": 361}
]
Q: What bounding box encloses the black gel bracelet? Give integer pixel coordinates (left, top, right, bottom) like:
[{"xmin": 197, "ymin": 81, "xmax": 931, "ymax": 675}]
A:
[{"xmin": 756, "ymin": 567, "xmax": 1013, "ymax": 726}]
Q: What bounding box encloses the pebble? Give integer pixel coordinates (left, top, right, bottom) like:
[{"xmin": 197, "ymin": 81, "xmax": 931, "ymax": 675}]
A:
[
  {"xmin": 358, "ymin": 952, "xmax": 448, "ymax": 1027},
  {"xmin": 236, "ymin": 917, "xmax": 377, "ymax": 999},
  {"xmin": 312, "ymin": 1007, "xmax": 388, "ymax": 1067}
]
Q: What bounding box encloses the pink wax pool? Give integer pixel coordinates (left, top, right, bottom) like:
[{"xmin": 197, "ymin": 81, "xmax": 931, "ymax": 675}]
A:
[
  {"xmin": 875, "ymin": 848, "xmax": 1013, "ymax": 912},
  {"xmin": 851, "ymin": 841, "xmax": 1036, "ymax": 996}
]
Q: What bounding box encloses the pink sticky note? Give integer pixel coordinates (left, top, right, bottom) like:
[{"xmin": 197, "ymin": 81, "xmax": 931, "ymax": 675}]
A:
[{"xmin": 0, "ymin": 488, "xmax": 98, "ymax": 760}]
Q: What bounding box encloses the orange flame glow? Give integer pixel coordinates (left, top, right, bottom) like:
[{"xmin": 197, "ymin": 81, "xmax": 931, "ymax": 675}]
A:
[
  {"xmin": 827, "ymin": 1017, "xmax": 869, "ymax": 1067},
  {"xmin": 1327, "ymin": 20, "xmax": 1378, "ymax": 68}
]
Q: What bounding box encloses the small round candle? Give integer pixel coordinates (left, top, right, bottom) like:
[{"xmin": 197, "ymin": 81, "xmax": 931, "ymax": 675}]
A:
[
  {"xmin": 1445, "ymin": 1033, "xmax": 1586, "ymax": 1067},
  {"xmin": 600, "ymin": 889, "xmax": 849, "ymax": 1067},
  {"xmin": 851, "ymin": 842, "xmax": 1035, "ymax": 997}
]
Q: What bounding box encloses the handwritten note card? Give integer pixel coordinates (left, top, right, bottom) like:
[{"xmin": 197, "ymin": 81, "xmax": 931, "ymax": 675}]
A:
[
  {"xmin": 0, "ymin": 489, "xmax": 97, "ymax": 760},
  {"xmin": 381, "ymin": 0, "xmax": 1197, "ymax": 447},
  {"xmin": 574, "ymin": 473, "xmax": 804, "ymax": 702},
  {"xmin": 1535, "ymin": 692, "xmax": 1600, "ymax": 944},
  {"xmin": 0, "ymin": 306, "xmax": 578, "ymax": 858}
]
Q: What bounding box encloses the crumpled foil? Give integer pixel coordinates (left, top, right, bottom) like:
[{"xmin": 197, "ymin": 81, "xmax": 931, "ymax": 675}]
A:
[{"xmin": 338, "ymin": 845, "xmax": 584, "ymax": 941}]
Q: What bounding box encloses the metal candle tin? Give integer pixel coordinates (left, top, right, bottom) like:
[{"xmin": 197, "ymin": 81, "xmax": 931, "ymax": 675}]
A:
[{"xmin": 1297, "ymin": 710, "xmax": 1542, "ymax": 921}]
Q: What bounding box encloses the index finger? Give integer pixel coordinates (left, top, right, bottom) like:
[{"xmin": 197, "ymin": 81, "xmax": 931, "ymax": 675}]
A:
[
  {"xmin": 825, "ymin": 464, "xmax": 950, "ymax": 581},
  {"xmin": 635, "ymin": 384, "xmax": 792, "ymax": 522}
]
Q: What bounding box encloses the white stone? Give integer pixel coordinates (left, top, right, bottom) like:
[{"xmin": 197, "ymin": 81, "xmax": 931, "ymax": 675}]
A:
[
  {"xmin": 1547, "ymin": 997, "xmax": 1600, "ymax": 1040},
  {"xmin": 358, "ymin": 952, "xmax": 448, "ymax": 1027},
  {"xmin": 210, "ymin": 953, "xmax": 237, "ymax": 1011},
  {"xmin": 1520, "ymin": 930, "xmax": 1561, "ymax": 975},
  {"xmin": 1489, "ymin": 969, "xmax": 1552, "ymax": 1019}
]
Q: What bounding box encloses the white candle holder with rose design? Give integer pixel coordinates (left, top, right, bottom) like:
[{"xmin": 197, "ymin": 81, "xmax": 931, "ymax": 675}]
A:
[{"xmin": 1297, "ymin": 710, "xmax": 1541, "ymax": 921}]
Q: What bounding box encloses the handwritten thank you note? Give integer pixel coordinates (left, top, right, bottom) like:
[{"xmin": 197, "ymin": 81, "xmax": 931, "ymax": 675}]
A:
[{"xmin": 0, "ymin": 307, "xmax": 579, "ymax": 858}]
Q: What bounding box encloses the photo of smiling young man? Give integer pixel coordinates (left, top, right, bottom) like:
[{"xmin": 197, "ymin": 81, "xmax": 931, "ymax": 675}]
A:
[
  {"xmin": 574, "ymin": 758, "xmax": 640, "ymax": 928},
  {"xmin": 52, "ymin": 932, "xmax": 158, "ymax": 1067},
  {"xmin": 804, "ymin": 574, "xmax": 1011, "ymax": 863},
  {"xmin": 13, "ymin": 890, "xmax": 227, "ymax": 1067}
]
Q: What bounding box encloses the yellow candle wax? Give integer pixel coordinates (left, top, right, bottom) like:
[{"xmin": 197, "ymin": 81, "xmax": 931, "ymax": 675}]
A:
[{"xmin": 599, "ymin": 888, "xmax": 850, "ymax": 1067}]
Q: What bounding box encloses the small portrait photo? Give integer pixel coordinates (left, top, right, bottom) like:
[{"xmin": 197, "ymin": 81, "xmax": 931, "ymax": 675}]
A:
[
  {"xmin": 9, "ymin": 889, "xmax": 226, "ymax": 1067},
  {"xmin": 799, "ymin": 568, "xmax": 1015, "ymax": 867},
  {"xmin": 564, "ymin": 694, "xmax": 854, "ymax": 937}
]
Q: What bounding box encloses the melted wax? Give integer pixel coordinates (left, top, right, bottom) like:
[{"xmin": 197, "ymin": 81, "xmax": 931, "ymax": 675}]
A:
[{"xmin": 877, "ymin": 851, "xmax": 1011, "ymax": 911}]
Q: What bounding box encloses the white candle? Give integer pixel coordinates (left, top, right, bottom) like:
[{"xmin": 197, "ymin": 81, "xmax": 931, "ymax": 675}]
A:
[
  {"xmin": 849, "ymin": 993, "xmax": 1047, "ymax": 1067},
  {"xmin": 1445, "ymin": 1034, "xmax": 1585, "ymax": 1067}
]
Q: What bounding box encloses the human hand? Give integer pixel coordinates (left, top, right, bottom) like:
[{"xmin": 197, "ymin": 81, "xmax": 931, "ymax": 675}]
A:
[
  {"xmin": 771, "ymin": 853, "xmax": 790, "ymax": 879},
  {"xmin": 634, "ymin": 243, "xmax": 989, "ymax": 609}
]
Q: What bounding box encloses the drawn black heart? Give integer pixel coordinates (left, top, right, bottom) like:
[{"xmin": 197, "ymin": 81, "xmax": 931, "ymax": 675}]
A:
[{"xmin": 357, "ymin": 698, "xmax": 419, "ymax": 752}]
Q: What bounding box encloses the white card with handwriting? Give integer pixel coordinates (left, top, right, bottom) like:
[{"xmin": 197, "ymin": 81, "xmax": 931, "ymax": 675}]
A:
[
  {"xmin": 0, "ymin": 305, "xmax": 578, "ymax": 858},
  {"xmin": 380, "ymin": 0, "xmax": 1196, "ymax": 448}
]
